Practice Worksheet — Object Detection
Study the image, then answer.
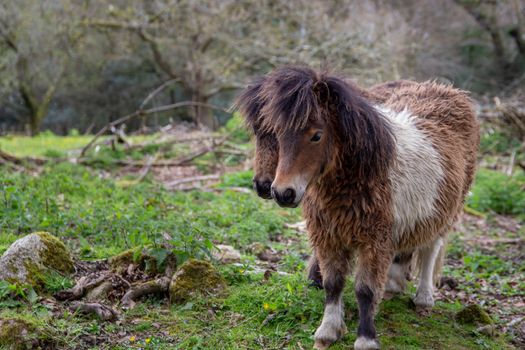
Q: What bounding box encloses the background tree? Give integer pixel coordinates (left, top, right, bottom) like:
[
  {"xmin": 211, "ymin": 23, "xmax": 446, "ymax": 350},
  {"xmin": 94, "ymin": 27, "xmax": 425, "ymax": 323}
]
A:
[
  {"xmin": 0, "ymin": 0, "xmax": 523, "ymax": 135},
  {"xmin": 0, "ymin": 0, "xmax": 86, "ymax": 135}
]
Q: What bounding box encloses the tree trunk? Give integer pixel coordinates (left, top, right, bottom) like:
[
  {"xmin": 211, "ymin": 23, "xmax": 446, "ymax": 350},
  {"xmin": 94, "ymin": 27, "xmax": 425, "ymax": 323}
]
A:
[
  {"xmin": 28, "ymin": 108, "xmax": 46, "ymax": 136},
  {"xmin": 190, "ymin": 91, "xmax": 218, "ymax": 130},
  {"xmin": 454, "ymin": 0, "xmax": 509, "ymax": 70}
]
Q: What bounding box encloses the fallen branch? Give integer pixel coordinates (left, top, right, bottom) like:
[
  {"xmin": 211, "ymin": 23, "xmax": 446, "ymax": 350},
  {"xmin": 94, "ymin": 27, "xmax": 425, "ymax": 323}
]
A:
[
  {"xmin": 121, "ymin": 276, "xmax": 171, "ymax": 309},
  {"xmin": 0, "ymin": 149, "xmax": 49, "ymax": 166},
  {"xmin": 70, "ymin": 301, "xmax": 119, "ymax": 321},
  {"xmin": 164, "ymin": 174, "xmax": 221, "ymax": 189},
  {"xmin": 463, "ymin": 237, "xmax": 524, "ymax": 245},
  {"xmin": 173, "ymin": 136, "xmax": 228, "ymax": 165},
  {"xmin": 136, "ymin": 154, "xmax": 157, "ymax": 182},
  {"xmin": 80, "ymin": 101, "xmax": 229, "ymax": 157},
  {"xmin": 125, "ymin": 134, "xmax": 222, "ymax": 151},
  {"xmin": 54, "ymin": 272, "xmax": 110, "ymax": 301}
]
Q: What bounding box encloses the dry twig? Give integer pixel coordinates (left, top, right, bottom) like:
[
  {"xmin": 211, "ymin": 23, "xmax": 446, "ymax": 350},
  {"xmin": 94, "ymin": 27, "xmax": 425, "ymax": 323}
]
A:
[{"xmin": 164, "ymin": 174, "xmax": 221, "ymax": 189}]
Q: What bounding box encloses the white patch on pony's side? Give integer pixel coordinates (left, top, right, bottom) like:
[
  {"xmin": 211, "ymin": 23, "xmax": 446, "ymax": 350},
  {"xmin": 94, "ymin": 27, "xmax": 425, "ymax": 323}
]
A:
[{"xmin": 376, "ymin": 106, "xmax": 444, "ymax": 245}]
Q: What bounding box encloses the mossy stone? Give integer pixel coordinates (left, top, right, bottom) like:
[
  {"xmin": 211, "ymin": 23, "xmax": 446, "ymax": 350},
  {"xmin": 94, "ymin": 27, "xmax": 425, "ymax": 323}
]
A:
[
  {"xmin": 35, "ymin": 232, "xmax": 74, "ymax": 274},
  {"xmin": 0, "ymin": 232, "xmax": 73, "ymax": 289},
  {"xmin": 0, "ymin": 318, "xmax": 39, "ymax": 350},
  {"xmin": 169, "ymin": 259, "xmax": 225, "ymax": 303},
  {"xmin": 456, "ymin": 304, "xmax": 494, "ymax": 325}
]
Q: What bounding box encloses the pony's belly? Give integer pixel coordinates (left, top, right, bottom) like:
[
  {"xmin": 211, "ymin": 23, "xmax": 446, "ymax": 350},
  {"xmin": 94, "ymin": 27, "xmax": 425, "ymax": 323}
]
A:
[{"xmin": 393, "ymin": 214, "xmax": 456, "ymax": 251}]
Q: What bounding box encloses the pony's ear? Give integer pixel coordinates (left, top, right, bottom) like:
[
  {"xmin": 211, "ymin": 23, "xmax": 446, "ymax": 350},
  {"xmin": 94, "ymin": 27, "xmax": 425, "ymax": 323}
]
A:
[{"xmin": 233, "ymin": 76, "xmax": 267, "ymax": 133}]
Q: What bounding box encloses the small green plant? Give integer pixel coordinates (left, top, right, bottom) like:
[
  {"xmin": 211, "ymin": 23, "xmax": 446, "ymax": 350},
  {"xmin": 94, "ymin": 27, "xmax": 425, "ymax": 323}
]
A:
[
  {"xmin": 468, "ymin": 168, "xmax": 525, "ymax": 217},
  {"xmin": 41, "ymin": 271, "xmax": 74, "ymax": 294},
  {"xmin": 479, "ymin": 129, "xmax": 521, "ymax": 155},
  {"xmin": 0, "ymin": 280, "xmax": 38, "ymax": 305}
]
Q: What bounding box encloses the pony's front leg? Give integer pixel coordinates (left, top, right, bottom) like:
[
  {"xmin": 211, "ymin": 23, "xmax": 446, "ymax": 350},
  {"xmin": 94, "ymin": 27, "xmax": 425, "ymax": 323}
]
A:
[
  {"xmin": 354, "ymin": 244, "xmax": 393, "ymax": 350},
  {"xmin": 307, "ymin": 251, "xmax": 323, "ymax": 289},
  {"xmin": 313, "ymin": 250, "xmax": 351, "ymax": 349}
]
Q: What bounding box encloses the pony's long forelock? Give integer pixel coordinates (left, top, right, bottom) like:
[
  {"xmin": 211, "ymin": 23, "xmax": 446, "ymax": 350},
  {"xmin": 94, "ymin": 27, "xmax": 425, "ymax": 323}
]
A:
[
  {"xmin": 233, "ymin": 76, "xmax": 268, "ymax": 132},
  {"xmin": 257, "ymin": 66, "xmax": 323, "ymax": 135}
]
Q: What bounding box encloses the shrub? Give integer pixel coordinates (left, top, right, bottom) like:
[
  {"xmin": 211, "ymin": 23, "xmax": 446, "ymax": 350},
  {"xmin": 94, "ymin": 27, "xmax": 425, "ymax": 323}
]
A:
[{"xmin": 467, "ymin": 168, "xmax": 525, "ymax": 216}]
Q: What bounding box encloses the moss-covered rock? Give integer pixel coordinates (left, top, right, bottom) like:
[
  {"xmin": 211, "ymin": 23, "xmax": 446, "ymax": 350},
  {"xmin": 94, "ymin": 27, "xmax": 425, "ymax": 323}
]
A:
[
  {"xmin": 169, "ymin": 259, "xmax": 225, "ymax": 303},
  {"xmin": 0, "ymin": 318, "xmax": 40, "ymax": 350},
  {"xmin": 109, "ymin": 246, "xmax": 176, "ymax": 276},
  {"xmin": 0, "ymin": 232, "xmax": 73, "ymax": 289},
  {"xmin": 456, "ymin": 304, "xmax": 494, "ymax": 325}
]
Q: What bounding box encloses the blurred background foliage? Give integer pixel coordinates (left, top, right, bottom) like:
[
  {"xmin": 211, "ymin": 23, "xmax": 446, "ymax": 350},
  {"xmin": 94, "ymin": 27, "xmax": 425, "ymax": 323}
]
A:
[{"xmin": 0, "ymin": 0, "xmax": 524, "ymax": 135}]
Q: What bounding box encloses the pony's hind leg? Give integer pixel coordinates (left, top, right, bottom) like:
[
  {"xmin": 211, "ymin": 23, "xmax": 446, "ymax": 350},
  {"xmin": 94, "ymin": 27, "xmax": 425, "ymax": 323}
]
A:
[
  {"xmin": 384, "ymin": 250, "xmax": 413, "ymax": 298},
  {"xmin": 307, "ymin": 251, "xmax": 323, "ymax": 289},
  {"xmin": 354, "ymin": 244, "xmax": 393, "ymax": 350},
  {"xmin": 313, "ymin": 250, "xmax": 350, "ymax": 350},
  {"xmin": 413, "ymin": 237, "xmax": 444, "ymax": 309}
]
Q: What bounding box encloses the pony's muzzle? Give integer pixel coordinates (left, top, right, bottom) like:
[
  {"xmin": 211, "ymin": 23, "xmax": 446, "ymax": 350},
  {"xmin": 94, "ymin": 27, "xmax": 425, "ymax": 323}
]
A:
[
  {"xmin": 271, "ymin": 186, "xmax": 297, "ymax": 208},
  {"xmin": 253, "ymin": 178, "xmax": 273, "ymax": 199}
]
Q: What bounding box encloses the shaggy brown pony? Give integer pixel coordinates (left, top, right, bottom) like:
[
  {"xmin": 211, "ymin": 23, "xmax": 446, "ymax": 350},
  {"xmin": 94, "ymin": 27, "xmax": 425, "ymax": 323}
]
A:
[
  {"xmin": 235, "ymin": 66, "xmax": 479, "ymax": 350},
  {"xmin": 243, "ymin": 79, "xmax": 419, "ymax": 289}
]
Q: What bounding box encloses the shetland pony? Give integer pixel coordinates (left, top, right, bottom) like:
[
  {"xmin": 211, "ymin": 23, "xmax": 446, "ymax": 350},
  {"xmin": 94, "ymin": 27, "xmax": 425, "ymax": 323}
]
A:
[{"xmin": 235, "ymin": 66, "xmax": 479, "ymax": 350}]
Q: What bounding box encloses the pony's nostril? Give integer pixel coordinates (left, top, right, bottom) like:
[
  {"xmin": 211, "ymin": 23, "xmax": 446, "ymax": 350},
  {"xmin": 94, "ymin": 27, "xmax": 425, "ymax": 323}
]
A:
[
  {"xmin": 282, "ymin": 188, "xmax": 296, "ymax": 204},
  {"xmin": 254, "ymin": 179, "xmax": 273, "ymax": 199},
  {"xmin": 262, "ymin": 181, "xmax": 272, "ymax": 193}
]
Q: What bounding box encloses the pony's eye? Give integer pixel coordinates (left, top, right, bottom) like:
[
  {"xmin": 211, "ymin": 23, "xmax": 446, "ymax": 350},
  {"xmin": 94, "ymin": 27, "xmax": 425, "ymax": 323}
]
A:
[{"xmin": 310, "ymin": 131, "xmax": 323, "ymax": 143}]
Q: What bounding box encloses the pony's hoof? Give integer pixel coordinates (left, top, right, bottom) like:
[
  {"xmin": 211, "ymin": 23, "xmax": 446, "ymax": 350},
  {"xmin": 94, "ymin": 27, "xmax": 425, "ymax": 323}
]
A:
[
  {"xmin": 313, "ymin": 321, "xmax": 347, "ymax": 349},
  {"xmin": 313, "ymin": 339, "xmax": 331, "ymax": 350},
  {"xmin": 354, "ymin": 336, "xmax": 380, "ymax": 350},
  {"xmin": 413, "ymin": 290, "xmax": 434, "ymax": 309},
  {"xmin": 416, "ymin": 305, "xmax": 432, "ymax": 316}
]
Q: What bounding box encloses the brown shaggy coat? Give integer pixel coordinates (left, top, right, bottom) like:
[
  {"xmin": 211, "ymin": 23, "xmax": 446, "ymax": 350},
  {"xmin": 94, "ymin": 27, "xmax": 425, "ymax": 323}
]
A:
[{"xmin": 235, "ymin": 66, "xmax": 479, "ymax": 350}]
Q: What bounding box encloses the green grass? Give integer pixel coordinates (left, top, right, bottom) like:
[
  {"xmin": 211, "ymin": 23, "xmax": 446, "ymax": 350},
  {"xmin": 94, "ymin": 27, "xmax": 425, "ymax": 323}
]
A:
[
  {"xmin": 0, "ymin": 131, "xmax": 160, "ymax": 158},
  {"xmin": 0, "ymin": 272, "xmax": 514, "ymax": 349},
  {"xmin": 0, "ymin": 132, "xmax": 94, "ymax": 157},
  {"xmin": 0, "ymin": 134, "xmax": 521, "ymax": 349},
  {"xmin": 0, "ymin": 162, "xmax": 299, "ymax": 259}
]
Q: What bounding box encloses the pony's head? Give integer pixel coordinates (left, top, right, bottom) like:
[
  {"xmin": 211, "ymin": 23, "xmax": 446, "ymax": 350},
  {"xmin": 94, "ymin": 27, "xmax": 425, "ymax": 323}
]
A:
[
  {"xmin": 234, "ymin": 76, "xmax": 277, "ymax": 199},
  {"xmin": 236, "ymin": 66, "xmax": 394, "ymax": 207}
]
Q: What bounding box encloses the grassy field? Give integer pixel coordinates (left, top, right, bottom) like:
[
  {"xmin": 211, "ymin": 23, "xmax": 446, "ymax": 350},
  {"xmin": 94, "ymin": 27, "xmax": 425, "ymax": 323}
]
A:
[{"xmin": 0, "ymin": 131, "xmax": 523, "ymax": 349}]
